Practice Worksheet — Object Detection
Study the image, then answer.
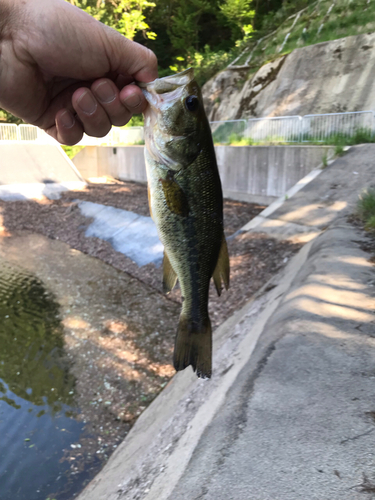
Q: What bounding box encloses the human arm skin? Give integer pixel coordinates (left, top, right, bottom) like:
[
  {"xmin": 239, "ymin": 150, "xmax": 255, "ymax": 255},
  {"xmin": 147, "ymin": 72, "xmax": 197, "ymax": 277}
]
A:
[{"xmin": 0, "ymin": 0, "xmax": 158, "ymax": 145}]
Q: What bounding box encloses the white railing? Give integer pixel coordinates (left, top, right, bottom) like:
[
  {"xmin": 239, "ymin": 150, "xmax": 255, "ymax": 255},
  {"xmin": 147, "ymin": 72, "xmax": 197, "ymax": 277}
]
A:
[
  {"xmin": 0, "ymin": 124, "xmax": 145, "ymax": 146},
  {"xmin": 246, "ymin": 116, "xmax": 302, "ymax": 142},
  {"xmin": 301, "ymin": 111, "xmax": 374, "ymax": 142},
  {"xmin": 209, "ymin": 111, "xmax": 375, "ymax": 143},
  {"xmin": 0, "ymin": 123, "xmax": 56, "ymax": 143},
  {"xmin": 0, "ymin": 123, "xmax": 18, "ymax": 141},
  {"xmin": 1, "ymin": 110, "xmax": 374, "ymax": 145}
]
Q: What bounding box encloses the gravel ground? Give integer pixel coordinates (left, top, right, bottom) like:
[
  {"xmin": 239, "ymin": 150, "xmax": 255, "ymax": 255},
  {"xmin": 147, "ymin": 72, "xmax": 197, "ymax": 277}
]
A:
[
  {"xmin": 0, "ymin": 181, "xmax": 300, "ymax": 329},
  {"xmin": 0, "ymin": 181, "xmax": 301, "ymax": 495}
]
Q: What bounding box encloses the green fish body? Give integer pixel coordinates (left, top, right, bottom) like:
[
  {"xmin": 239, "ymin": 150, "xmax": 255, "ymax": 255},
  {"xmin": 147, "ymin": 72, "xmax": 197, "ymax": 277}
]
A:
[{"xmin": 140, "ymin": 69, "xmax": 229, "ymax": 378}]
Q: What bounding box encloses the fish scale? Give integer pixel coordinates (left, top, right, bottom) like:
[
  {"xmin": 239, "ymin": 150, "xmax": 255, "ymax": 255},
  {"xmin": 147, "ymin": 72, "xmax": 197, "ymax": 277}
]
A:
[{"xmin": 140, "ymin": 68, "xmax": 230, "ymax": 379}]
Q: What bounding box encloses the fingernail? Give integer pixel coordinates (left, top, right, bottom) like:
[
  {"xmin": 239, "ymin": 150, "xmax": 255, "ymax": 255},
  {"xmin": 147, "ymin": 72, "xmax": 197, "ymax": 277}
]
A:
[
  {"xmin": 60, "ymin": 110, "xmax": 75, "ymax": 128},
  {"xmin": 77, "ymin": 91, "xmax": 97, "ymax": 115},
  {"xmin": 123, "ymin": 93, "xmax": 142, "ymax": 108},
  {"xmin": 95, "ymin": 81, "xmax": 116, "ymax": 103}
]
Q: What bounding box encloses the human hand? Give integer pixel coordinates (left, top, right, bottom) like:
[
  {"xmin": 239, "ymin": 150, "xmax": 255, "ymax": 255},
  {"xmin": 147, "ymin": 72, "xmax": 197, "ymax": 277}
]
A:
[{"xmin": 0, "ymin": 0, "xmax": 157, "ymax": 145}]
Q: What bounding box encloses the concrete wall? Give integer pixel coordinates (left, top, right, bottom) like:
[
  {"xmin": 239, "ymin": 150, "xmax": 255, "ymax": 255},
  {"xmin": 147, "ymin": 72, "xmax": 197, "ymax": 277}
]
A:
[
  {"xmin": 0, "ymin": 144, "xmax": 83, "ymax": 184},
  {"xmin": 73, "ymin": 146, "xmax": 147, "ymax": 182},
  {"xmin": 215, "ymin": 145, "xmax": 333, "ymax": 202},
  {"xmin": 73, "ymin": 145, "xmax": 333, "ymax": 203}
]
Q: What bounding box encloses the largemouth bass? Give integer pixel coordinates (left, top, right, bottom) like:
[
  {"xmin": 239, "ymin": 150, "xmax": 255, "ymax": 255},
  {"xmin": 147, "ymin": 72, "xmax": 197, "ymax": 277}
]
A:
[{"xmin": 140, "ymin": 68, "xmax": 229, "ymax": 379}]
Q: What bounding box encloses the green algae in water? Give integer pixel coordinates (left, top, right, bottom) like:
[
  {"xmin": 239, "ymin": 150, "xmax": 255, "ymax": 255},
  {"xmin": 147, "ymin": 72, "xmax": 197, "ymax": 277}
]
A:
[
  {"xmin": 0, "ymin": 260, "xmax": 93, "ymax": 500},
  {"xmin": 0, "ymin": 261, "xmax": 76, "ymax": 412}
]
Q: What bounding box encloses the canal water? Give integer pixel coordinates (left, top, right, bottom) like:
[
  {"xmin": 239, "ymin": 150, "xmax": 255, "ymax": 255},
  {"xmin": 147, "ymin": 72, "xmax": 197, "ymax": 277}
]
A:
[{"xmin": 0, "ymin": 260, "xmax": 97, "ymax": 500}]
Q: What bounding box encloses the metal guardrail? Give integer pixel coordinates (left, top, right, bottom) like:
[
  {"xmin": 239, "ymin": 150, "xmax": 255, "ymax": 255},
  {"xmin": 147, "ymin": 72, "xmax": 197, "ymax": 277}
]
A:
[
  {"xmin": 0, "ymin": 123, "xmax": 56, "ymax": 143},
  {"xmin": 0, "ymin": 123, "xmax": 18, "ymax": 141},
  {"xmin": 1, "ymin": 111, "xmax": 375, "ymax": 145},
  {"xmin": 0, "ymin": 124, "xmax": 144, "ymax": 146},
  {"xmin": 301, "ymin": 111, "xmax": 375, "ymax": 142},
  {"xmin": 208, "ymin": 111, "xmax": 375, "ymax": 143},
  {"xmin": 246, "ymin": 116, "xmax": 302, "ymax": 142}
]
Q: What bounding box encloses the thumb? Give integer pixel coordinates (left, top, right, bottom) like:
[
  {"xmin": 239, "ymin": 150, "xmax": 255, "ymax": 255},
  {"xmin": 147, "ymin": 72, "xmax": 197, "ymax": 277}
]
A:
[{"xmin": 102, "ymin": 24, "xmax": 158, "ymax": 83}]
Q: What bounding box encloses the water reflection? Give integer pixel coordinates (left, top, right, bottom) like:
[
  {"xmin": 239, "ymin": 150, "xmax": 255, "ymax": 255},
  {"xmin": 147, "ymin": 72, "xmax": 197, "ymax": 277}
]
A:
[
  {"xmin": 0, "ymin": 262, "xmax": 76, "ymax": 410},
  {"xmin": 0, "ymin": 260, "xmax": 89, "ymax": 500}
]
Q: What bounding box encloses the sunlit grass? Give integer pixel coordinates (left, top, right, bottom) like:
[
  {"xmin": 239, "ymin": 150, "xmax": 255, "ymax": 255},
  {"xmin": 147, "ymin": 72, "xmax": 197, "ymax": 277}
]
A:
[
  {"xmin": 357, "ymin": 189, "xmax": 375, "ymax": 231},
  {"xmin": 219, "ymin": 128, "xmax": 375, "ymax": 148}
]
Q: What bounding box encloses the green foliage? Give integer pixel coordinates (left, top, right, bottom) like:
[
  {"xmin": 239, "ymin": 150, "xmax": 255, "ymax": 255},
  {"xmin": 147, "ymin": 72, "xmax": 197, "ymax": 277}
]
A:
[
  {"xmin": 224, "ymin": 127, "xmax": 375, "ymax": 148},
  {"xmin": 124, "ymin": 114, "xmax": 144, "ymax": 127},
  {"xmin": 220, "ymin": 0, "xmax": 255, "ymax": 35},
  {"xmin": 334, "ymin": 144, "xmax": 345, "ymax": 156},
  {"xmin": 61, "ymin": 145, "xmax": 85, "ymax": 159},
  {"xmin": 169, "ymin": 45, "xmax": 234, "ymax": 86},
  {"xmin": 68, "ymin": 0, "xmax": 156, "ymax": 40},
  {"xmin": 0, "ymin": 109, "xmax": 22, "ymax": 124},
  {"xmin": 325, "ymin": 129, "xmax": 375, "ymax": 147},
  {"xmin": 322, "ymin": 153, "xmax": 328, "ymax": 168},
  {"xmin": 357, "ymin": 189, "xmax": 375, "ymax": 230}
]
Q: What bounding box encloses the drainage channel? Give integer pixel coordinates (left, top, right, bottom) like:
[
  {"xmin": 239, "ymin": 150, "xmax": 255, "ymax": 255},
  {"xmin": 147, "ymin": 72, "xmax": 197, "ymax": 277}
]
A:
[
  {"xmin": 0, "ymin": 232, "xmax": 180, "ymax": 500},
  {"xmin": 0, "ymin": 260, "xmax": 99, "ymax": 500}
]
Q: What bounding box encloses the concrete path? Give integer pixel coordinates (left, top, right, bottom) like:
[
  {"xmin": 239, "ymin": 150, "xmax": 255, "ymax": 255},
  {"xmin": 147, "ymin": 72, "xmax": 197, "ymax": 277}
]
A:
[
  {"xmin": 0, "ymin": 143, "xmax": 85, "ymax": 200},
  {"xmin": 78, "ymin": 201, "xmax": 163, "ymax": 267},
  {"xmin": 77, "ymin": 145, "xmax": 375, "ymax": 500}
]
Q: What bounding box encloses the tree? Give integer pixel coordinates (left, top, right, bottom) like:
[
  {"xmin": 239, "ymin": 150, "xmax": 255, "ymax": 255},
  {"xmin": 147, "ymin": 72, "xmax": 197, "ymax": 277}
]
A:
[
  {"xmin": 67, "ymin": 0, "xmax": 157, "ymax": 40},
  {"xmin": 220, "ymin": 0, "xmax": 255, "ymax": 35}
]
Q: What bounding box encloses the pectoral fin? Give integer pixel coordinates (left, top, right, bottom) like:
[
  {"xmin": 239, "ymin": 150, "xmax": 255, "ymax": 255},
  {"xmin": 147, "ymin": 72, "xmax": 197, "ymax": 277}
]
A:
[
  {"xmin": 163, "ymin": 250, "xmax": 178, "ymax": 293},
  {"xmin": 147, "ymin": 184, "xmax": 153, "ymax": 220},
  {"xmin": 160, "ymin": 175, "xmax": 189, "ymax": 217},
  {"xmin": 212, "ymin": 235, "xmax": 230, "ymax": 296}
]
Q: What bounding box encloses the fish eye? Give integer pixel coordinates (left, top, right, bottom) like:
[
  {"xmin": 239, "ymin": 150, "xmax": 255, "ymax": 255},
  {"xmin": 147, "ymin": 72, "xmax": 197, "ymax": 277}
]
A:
[{"xmin": 185, "ymin": 95, "xmax": 199, "ymax": 112}]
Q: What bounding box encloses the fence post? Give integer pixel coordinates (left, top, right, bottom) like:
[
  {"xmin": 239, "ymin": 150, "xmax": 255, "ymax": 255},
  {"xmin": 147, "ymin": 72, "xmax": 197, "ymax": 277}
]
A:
[{"xmin": 298, "ymin": 116, "xmax": 303, "ymax": 142}]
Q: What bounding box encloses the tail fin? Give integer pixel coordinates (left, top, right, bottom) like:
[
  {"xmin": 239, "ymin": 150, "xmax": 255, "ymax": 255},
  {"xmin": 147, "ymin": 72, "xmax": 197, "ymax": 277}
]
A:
[{"xmin": 173, "ymin": 315, "xmax": 212, "ymax": 379}]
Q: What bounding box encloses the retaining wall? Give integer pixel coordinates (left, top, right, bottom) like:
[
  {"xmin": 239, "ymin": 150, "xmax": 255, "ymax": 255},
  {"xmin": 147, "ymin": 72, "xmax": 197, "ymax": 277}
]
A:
[{"xmin": 73, "ymin": 145, "xmax": 333, "ymax": 203}]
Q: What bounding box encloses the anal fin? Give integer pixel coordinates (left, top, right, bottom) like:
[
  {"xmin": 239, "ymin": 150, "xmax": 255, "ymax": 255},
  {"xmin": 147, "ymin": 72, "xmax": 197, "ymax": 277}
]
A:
[
  {"xmin": 163, "ymin": 250, "xmax": 178, "ymax": 294},
  {"xmin": 212, "ymin": 234, "xmax": 230, "ymax": 296}
]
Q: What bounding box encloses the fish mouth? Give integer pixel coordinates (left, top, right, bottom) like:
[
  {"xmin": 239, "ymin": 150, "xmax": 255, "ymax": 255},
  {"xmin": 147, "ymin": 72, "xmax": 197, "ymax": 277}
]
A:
[
  {"xmin": 139, "ymin": 68, "xmax": 194, "ymax": 109},
  {"xmin": 140, "ymin": 68, "xmax": 199, "ymax": 170},
  {"xmin": 138, "ymin": 68, "xmax": 194, "ymax": 95}
]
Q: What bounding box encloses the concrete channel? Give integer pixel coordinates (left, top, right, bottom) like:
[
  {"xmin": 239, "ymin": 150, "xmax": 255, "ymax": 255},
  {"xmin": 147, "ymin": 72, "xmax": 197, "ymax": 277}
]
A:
[{"xmin": 76, "ymin": 144, "xmax": 375, "ymax": 500}]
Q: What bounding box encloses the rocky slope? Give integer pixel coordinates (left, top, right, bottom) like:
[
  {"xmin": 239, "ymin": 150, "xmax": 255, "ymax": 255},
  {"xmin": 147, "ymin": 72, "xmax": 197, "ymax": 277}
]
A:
[{"xmin": 202, "ymin": 32, "xmax": 375, "ymax": 121}]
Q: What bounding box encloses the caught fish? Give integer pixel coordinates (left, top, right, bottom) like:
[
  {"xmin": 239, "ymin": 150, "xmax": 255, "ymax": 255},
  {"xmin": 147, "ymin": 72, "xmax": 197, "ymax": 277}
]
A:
[{"xmin": 140, "ymin": 68, "xmax": 229, "ymax": 379}]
